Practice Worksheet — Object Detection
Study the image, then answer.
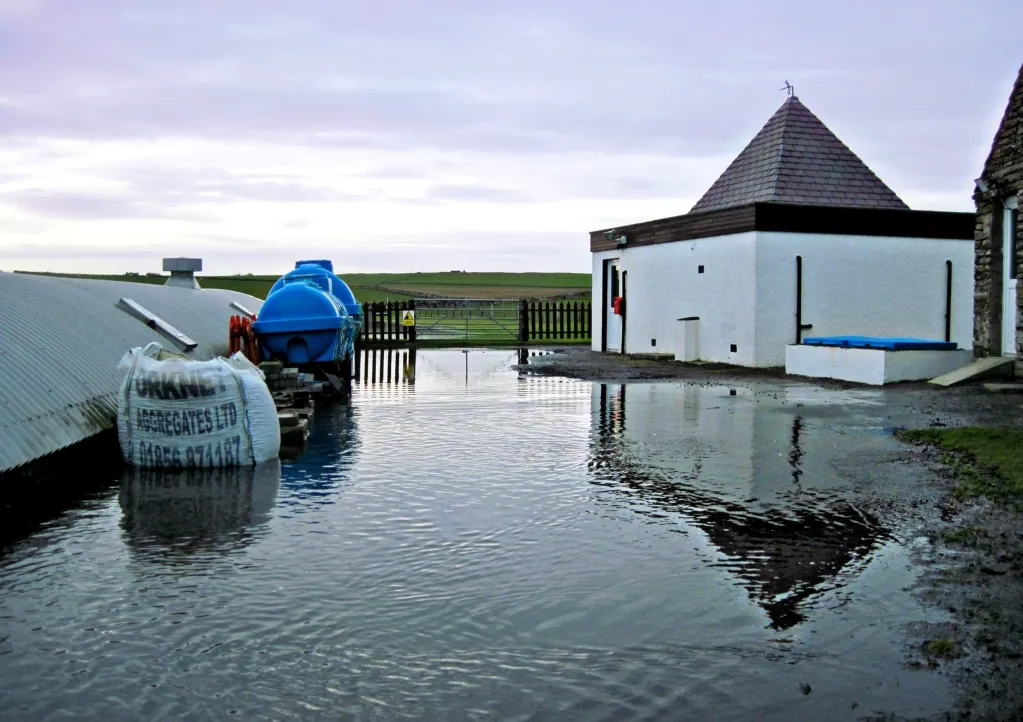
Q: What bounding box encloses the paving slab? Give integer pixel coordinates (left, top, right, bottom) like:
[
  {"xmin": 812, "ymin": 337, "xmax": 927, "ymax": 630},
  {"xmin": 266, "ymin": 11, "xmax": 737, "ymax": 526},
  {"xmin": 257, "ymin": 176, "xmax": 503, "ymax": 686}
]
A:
[{"xmin": 928, "ymin": 356, "xmax": 1014, "ymax": 387}]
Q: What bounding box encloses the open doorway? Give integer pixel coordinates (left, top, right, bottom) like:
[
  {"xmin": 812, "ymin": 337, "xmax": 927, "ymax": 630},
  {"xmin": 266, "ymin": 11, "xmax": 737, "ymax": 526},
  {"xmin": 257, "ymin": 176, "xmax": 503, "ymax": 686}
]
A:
[
  {"xmin": 601, "ymin": 259, "xmax": 623, "ymax": 353},
  {"xmin": 1002, "ymin": 196, "xmax": 1019, "ymax": 357}
]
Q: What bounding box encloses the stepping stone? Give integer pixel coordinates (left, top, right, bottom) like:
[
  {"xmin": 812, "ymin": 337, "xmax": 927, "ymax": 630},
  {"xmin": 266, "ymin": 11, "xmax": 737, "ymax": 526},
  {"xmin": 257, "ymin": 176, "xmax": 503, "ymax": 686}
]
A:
[
  {"xmin": 278, "ymin": 411, "xmax": 301, "ymax": 427},
  {"xmin": 280, "ymin": 418, "xmax": 309, "ymax": 442}
]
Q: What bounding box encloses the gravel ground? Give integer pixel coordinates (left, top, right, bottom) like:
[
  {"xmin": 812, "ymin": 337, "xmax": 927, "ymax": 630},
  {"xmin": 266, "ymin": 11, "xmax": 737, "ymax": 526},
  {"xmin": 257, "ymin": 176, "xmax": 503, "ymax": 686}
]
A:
[{"xmin": 518, "ymin": 348, "xmax": 1023, "ymax": 721}]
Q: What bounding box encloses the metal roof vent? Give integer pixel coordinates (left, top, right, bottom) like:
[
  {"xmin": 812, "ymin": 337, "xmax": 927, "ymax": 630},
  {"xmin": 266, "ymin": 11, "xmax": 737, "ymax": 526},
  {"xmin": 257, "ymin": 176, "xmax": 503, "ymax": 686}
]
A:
[{"xmin": 163, "ymin": 257, "xmax": 202, "ymax": 289}]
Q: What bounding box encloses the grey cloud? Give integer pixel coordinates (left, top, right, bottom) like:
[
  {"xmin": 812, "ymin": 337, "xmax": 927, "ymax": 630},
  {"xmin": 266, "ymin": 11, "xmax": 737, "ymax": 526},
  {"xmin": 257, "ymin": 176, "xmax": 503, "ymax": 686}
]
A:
[
  {"xmin": 0, "ymin": 167, "xmax": 371, "ymax": 222},
  {"xmin": 118, "ymin": 166, "xmax": 357, "ymax": 203},
  {"xmin": 425, "ymin": 184, "xmax": 533, "ymax": 203},
  {"xmin": 0, "ymin": 0, "xmax": 1015, "ymax": 167},
  {"xmin": 0, "ymin": 0, "xmax": 1016, "ymax": 208},
  {"xmin": 0, "ymin": 190, "xmax": 211, "ymax": 220}
]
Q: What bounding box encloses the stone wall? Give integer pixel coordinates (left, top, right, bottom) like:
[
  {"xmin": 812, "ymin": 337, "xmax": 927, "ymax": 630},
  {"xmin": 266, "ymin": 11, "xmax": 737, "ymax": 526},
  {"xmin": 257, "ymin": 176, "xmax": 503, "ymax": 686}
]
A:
[{"xmin": 974, "ymin": 64, "xmax": 1023, "ymax": 373}]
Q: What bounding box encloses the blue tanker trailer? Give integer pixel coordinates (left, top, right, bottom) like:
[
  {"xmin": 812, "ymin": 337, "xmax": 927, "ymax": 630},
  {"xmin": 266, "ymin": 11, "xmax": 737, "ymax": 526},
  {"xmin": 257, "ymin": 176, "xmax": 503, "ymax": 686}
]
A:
[{"xmin": 252, "ymin": 260, "xmax": 363, "ymax": 388}]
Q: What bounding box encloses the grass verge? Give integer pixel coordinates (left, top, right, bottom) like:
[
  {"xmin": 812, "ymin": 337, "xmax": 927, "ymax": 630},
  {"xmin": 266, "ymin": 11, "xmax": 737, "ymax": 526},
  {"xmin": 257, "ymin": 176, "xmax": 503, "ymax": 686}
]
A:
[{"xmin": 895, "ymin": 427, "xmax": 1023, "ymax": 505}]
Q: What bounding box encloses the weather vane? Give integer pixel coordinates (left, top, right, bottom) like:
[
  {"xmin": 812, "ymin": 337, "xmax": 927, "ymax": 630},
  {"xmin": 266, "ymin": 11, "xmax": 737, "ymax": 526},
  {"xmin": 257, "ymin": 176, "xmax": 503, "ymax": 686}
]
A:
[{"xmin": 780, "ymin": 80, "xmax": 794, "ymax": 97}]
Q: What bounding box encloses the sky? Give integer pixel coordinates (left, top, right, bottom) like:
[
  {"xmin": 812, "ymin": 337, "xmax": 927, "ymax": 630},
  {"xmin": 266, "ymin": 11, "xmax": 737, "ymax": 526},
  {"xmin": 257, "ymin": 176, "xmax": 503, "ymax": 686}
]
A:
[{"xmin": 0, "ymin": 0, "xmax": 1020, "ymax": 276}]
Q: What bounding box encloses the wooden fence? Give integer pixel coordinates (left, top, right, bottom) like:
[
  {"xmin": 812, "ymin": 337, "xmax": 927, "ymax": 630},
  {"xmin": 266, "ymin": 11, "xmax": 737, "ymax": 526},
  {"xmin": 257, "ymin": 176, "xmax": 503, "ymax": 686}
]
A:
[
  {"xmin": 359, "ymin": 300, "xmax": 417, "ymax": 343},
  {"xmin": 358, "ymin": 299, "xmax": 591, "ymax": 345},
  {"xmin": 518, "ymin": 300, "xmax": 591, "ymax": 342}
]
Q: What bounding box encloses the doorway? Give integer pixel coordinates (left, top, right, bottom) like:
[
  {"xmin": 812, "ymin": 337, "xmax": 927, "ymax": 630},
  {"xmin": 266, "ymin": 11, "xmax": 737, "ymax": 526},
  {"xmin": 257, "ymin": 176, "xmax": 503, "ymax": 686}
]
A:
[
  {"xmin": 601, "ymin": 259, "xmax": 623, "ymax": 353},
  {"xmin": 1002, "ymin": 196, "xmax": 1018, "ymax": 357}
]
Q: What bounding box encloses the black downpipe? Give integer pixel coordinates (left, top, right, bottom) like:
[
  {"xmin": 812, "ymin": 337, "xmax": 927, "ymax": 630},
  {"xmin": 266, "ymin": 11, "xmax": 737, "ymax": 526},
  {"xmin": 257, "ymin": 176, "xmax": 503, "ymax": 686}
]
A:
[
  {"xmin": 795, "ymin": 255, "xmax": 813, "ymax": 343},
  {"xmin": 945, "ymin": 260, "xmax": 953, "ymax": 343}
]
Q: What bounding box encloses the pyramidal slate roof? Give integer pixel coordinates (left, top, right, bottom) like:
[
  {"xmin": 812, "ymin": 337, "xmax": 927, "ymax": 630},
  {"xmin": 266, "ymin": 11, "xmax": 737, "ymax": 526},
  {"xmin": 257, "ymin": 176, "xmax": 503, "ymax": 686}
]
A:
[{"xmin": 690, "ymin": 96, "xmax": 909, "ymax": 214}]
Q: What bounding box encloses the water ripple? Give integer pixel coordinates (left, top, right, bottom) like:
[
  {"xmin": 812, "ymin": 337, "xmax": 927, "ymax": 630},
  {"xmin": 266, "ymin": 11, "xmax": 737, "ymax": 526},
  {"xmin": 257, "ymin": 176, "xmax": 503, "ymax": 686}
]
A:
[{"xmin": 0, "ymin": 350, "xmax": 950, "ymax": 720}]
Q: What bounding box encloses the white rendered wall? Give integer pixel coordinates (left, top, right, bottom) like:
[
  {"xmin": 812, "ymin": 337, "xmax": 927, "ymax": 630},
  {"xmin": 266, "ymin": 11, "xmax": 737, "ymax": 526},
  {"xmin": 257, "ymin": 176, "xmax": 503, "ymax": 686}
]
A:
[
  {"xmin": 756, "ymin": 232, "xmax": 975, "ymax": 367},
  {"xmin": 601, "ymin": 232, "xmax": 758, "ymax": 365}
]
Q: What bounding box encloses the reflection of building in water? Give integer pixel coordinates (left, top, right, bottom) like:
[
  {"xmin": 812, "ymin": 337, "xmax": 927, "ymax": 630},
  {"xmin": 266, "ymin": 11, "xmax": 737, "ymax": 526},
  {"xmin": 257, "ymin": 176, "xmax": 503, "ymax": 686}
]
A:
[
  {"xmin": 276, "ymin": 402, "xmax": 360, "ymax": 510},
  {"xmin": 119, "ymin": 460, "xmax": 280, "ymax": 561},
  {"xmin": 590, "ymin": 383, "xmax": 888, "ymax": 630}
]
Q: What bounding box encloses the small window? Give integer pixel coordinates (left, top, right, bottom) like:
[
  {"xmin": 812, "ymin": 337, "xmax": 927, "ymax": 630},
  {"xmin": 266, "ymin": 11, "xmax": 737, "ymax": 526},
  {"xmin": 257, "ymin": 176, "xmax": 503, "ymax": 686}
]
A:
[
  {"xmin": 698, "ymin": 265, "xmax": 705, "ymax": 274},
  {"xmin": 730, "ymin": 344, "xmax": 737, "ymax": 353},
  {"xmin": 651, "ymin": 338, "xmax": 656, "ymax": 347}
]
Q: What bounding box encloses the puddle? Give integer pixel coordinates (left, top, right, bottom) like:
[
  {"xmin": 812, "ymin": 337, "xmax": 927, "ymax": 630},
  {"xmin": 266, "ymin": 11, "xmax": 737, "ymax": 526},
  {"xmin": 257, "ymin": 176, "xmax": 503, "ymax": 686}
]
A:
[{"xmin": 0, "ymin": 349, "xmax": 951, "ymax": 721}]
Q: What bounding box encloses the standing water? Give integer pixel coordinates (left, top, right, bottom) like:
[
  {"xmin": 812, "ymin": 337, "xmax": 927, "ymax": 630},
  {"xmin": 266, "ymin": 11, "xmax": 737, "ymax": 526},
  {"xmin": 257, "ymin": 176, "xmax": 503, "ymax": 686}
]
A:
[{"xmin": 1, "ymin": 349, "xmax": 950, "ymax": 720}]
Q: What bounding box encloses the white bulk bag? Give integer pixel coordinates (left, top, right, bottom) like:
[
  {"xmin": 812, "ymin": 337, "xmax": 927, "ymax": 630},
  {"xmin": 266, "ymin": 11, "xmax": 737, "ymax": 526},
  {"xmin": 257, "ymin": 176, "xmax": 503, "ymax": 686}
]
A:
[{"xmin": 116, "ymin": 343, "xmax": 281, "ymax": 468}]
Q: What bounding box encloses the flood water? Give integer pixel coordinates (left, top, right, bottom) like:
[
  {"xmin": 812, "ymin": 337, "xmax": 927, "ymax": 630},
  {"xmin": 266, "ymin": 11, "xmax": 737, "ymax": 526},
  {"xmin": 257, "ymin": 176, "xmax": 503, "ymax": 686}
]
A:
[{"xmin": 0, "ymin": 349, "xmax": 951, "ymax": 721}]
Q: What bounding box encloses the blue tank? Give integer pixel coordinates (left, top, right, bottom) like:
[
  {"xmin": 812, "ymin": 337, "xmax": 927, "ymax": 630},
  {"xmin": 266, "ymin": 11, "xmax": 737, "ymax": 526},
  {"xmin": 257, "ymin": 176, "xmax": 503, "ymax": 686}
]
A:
[
  {"xmin": 267, "ymin": 260, "xmax": 362, "ymax": 324},
  {"xmin": 252, "ymin": 260, "xmax": 362, "ymax": 366}
]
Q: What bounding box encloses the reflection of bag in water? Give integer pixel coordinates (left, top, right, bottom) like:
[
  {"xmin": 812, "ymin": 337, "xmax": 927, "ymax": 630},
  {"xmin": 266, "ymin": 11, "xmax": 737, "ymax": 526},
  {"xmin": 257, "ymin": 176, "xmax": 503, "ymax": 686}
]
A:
[
  {"xmin": 116, "ymin": 343, "xmax": 281, "ymax": 468},
  {"xmin": 119, "ymin": 459, "xmax": 281, "ymax": 553}
]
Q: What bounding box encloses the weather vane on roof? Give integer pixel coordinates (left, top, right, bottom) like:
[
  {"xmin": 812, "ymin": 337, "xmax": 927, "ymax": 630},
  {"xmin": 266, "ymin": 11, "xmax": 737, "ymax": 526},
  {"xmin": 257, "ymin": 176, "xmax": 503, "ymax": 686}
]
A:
[{"xmin": 780, "ymin": 80, "xmax": 794, "ymax": 97}]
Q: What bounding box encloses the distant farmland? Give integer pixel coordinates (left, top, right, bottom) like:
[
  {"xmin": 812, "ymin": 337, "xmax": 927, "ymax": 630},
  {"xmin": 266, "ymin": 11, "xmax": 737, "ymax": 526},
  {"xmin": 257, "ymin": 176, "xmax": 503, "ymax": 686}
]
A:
[{"xmin": 16, "ymin": 271, "xmax": 592, "ymax": 302}]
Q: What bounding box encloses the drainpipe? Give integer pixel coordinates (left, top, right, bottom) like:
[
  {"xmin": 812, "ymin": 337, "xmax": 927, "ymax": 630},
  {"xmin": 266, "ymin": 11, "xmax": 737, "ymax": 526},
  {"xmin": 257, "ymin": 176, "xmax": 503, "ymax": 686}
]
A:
[
  {"xmin": 795, "ymin": 256, "xmax": 813, "ymax": 343},
  {"xmin": 945, "ymin": 260, "xmax": 953, "ymax": 343}
]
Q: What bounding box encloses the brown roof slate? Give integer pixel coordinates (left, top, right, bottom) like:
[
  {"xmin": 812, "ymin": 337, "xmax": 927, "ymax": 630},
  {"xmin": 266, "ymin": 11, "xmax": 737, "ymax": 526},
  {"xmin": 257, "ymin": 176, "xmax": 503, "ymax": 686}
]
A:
[{"xmin": 690, "ymin": 96, "xmax": 909, "ymax": 214}]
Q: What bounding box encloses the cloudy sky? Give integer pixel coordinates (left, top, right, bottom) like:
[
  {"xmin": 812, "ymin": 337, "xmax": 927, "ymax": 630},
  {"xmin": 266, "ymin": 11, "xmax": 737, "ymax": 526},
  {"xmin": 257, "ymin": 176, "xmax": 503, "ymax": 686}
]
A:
[{"xmin": 0, "ymin": 0, "xmax": 1020, "ymax": 275}]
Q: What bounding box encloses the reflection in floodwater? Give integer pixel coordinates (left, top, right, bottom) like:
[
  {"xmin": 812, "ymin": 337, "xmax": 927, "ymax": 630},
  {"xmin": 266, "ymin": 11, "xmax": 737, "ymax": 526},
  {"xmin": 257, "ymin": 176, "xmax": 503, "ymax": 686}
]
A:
[
  {"xmin": 119, "ymin": 460, "xmax": 281, "ymax": 561},
  {"xmin": 354, "ymin": 347, "xmax": 417, "ymax": 387},
  {"xmin": 589, "ymin": 383, "xmax": 888, "ymax": 630},
  {"xmin": 276, "ymin": 401, "xmax": 360, "ymax": 511}
]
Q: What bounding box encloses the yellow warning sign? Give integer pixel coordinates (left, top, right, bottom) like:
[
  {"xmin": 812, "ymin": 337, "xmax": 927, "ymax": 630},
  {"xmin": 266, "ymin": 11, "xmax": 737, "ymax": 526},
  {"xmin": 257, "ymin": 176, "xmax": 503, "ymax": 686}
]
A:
[{"xmin": 401, "ymin": 310, "xmax": 416, "ymax": 327}]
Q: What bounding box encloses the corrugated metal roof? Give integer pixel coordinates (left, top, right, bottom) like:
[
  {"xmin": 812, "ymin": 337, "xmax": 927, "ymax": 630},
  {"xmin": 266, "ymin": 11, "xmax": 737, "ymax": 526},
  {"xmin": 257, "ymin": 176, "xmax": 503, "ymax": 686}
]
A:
[{"xmin": 0, "ymin": 272, "xmax": 264, "ymax": 474}]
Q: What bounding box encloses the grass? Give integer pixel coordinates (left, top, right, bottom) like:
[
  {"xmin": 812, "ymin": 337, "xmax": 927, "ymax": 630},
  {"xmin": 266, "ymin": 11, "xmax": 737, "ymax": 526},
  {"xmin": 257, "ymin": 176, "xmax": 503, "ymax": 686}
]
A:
[
  {"xmin": 925, "ymin": 639, "xmax": 959, "ymax": 658},
  {"xmin": 896, "ymin": 427, "xmax": 1023, "ymax": 505},
  {"xmin": 16, "ymin": 270, "xmax": 589, "ymax": 301},
  {"xmin": 376, "ymin": 284, "xmax": 586, "ymax": 299},
  {"xmin": 942, "ymin": 526, "xmax": 984, "ymax": 544}
]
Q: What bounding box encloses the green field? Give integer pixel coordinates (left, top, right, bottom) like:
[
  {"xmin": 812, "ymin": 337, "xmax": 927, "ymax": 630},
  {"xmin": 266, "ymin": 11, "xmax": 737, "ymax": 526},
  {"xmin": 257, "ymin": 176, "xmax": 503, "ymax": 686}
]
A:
[{"xmin": 17, "ymin": 271, "xmax": 591, "ymax": 302}]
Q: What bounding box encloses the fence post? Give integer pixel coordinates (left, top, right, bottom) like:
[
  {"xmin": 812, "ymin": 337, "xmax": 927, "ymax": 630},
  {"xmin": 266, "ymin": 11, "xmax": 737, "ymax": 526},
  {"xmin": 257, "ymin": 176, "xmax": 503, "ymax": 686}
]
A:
[
  {"xmin": 409, "ymin": 300, "xmax": 417, "ymax": 343},
  {"xmin": 518, "ymin": 300, "xmax": 528, "ymax": 343}
]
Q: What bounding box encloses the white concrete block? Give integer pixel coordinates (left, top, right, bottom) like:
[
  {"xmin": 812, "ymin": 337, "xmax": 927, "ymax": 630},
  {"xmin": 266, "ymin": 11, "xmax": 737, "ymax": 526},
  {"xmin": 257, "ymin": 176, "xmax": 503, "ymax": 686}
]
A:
[
  {"xmin": 785, "ymin": 345, "xmax": 973, "ymax": 385},
  {"xmin": 674, "ymin": 317, "xmax": 700, "ymax": 362}
]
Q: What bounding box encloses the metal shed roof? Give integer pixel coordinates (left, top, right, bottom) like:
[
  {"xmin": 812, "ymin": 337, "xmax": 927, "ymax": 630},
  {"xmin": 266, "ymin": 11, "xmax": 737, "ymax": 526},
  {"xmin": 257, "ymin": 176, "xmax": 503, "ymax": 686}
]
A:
[{"xmin": 0, "ymin": 273, "xmax": 264, "ymax": 474}]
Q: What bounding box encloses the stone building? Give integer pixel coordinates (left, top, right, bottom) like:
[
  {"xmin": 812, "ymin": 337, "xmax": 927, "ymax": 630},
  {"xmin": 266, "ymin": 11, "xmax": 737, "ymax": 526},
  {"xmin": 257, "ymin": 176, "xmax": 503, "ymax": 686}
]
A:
[{"xmin": 973, "ymin": 63, "xmax": 1023, "ymax": 370}]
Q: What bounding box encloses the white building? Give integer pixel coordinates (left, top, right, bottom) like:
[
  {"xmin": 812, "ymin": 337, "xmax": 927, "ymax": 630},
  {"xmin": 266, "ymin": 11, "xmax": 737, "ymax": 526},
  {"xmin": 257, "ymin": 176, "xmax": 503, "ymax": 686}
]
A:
[{"xmin": 590, "ymin": 96, "xmax": 976, "ymax": 367}]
